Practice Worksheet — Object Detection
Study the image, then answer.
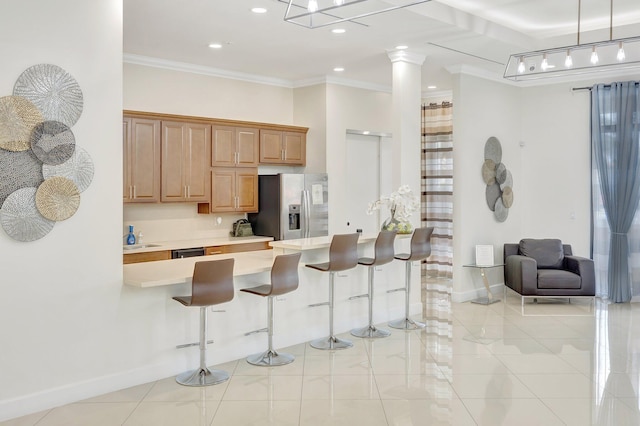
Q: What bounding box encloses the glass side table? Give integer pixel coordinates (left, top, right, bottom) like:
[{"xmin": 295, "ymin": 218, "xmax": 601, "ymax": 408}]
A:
[{"xmin": 463, "ymin": 264, "xmax": 504, "ymax": 305}]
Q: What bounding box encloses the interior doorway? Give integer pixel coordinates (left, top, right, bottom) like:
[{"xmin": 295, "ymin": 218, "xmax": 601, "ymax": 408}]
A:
[{"xmin": 345, "ymin": 132, "xmax": 390, "ymax": 234}]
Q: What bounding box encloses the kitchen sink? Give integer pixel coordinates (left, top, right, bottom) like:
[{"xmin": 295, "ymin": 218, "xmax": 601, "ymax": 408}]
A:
[{"xmin": 123, "ymin": 244, "xmax": 161, "ymax": 251}]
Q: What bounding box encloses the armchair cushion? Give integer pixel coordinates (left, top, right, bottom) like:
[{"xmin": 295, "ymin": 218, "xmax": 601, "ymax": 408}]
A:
[
  {"xmin": 537, "ymin": 270, "xmax": 581, "ymax": 289},
  {"xmin": 519, "ymin": 238, "xmax": 564, "ymax": 269}
]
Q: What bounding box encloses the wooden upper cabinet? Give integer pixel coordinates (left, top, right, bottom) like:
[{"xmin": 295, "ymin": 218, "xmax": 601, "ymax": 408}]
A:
[
  {"xmin": 123, "ymin": 117, "xmax": 161, "ymax": 203},
  {"xmin": 161, "ymin": 121, "xmax": 211, "ymax": 202},
  {"xmin": 259, "ymin": 130, "xmax": 306, "ymax": 165},
  {"xmin": 210, "ymin": 168, "xmax": 258, "ymax": 213},
  {"xmin": 212, "ymin": 125, "xmax": 258, "ymax": 167}
]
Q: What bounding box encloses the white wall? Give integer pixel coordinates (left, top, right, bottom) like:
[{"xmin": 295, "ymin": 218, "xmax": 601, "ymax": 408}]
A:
[
  {"xmin": 325, "ymin": 84, "xmax": 393, "ymax": 234},
  {"xmin": 293, "ymin": 84, "xmax": 327, "ymax": 174},
  {"xmin": 0, "ymin": 0, "xmax": 123, "ymax": 420},
  {"xmin": 451, "ymin": 73, "xmax": 523, "ymax": 301}
]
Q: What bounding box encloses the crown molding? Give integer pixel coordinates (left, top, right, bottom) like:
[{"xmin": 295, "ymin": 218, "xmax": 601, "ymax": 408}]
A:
[
  {"xmin": 123, "ymin": 54, "xmax": 294, "ymax": 88},
  {"xmin": 291, "ymin": 75, "xmax": 392, "ymax": 93},
  {"xmin": 387, "ymin": 50, "xmax": 426, "ymax": 66}
]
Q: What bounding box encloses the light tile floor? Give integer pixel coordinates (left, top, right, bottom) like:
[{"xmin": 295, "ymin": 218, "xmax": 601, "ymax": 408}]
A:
[{"xmin": 4, "ymin": 283, "xmax": 640, "ymax": 425}]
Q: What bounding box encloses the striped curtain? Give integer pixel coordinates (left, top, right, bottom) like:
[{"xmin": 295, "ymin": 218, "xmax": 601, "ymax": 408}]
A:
[{"xmin": 421, "ymin": 102, "xmax": 454, "ymax": 279}]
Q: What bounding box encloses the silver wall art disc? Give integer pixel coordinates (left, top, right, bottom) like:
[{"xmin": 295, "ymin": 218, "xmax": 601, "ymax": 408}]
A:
[
  {"xmin": 1, "ymin": 187, "xmax": 55, "ymax": 242},
  {"xmin": 13, "ymin": 64, "xmax": 83, "ymax": 127},
  {"xmin": 484, "ymin": 136, "xmax": 502, "ymax": 164},
  {"xmin": 494, "ymin": 197, "xmax": 509, "ymax": 222},
  {"xmin": 485, "ymin": 183, "xmax": 502, "ymax": 212},
  {"xmin": 30, "ymin": 120, "xmax": 75, "ymax": 165},
  {"xmin": 0, "ymin": 149, "xmax": 44, "ymax": 207},
  {"xmin": 0, "ymin": 95, "xmax": 43, "ymax": 152},
  {"xmin": 43, "ymin": 146, "xmax": 94, "ymax": 192},
  {"xmin": 495, "ymin": 163, "xmax": 507, "ymax": 184}
]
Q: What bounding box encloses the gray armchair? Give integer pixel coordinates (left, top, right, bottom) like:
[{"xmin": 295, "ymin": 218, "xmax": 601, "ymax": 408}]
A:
[{"xmin": 504, "ymin": 239, "xmax": 595, "ymax": 303}]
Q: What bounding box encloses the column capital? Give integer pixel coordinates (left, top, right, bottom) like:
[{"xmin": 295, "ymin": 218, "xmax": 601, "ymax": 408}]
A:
[{"xmin": 387, "ymin": 50, "xmax": 426, "ymax": 66}]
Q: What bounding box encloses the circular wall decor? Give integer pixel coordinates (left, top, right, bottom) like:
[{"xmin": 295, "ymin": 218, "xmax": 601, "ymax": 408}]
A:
[
  {"xmin": 13, "ymin": 64, "xmax": 83, "ymax": 127},
  {"xmin": 43, "ymin": 146, "xmax": 94, "ymax": 192},
  {"xmin": 35, "ymin": 176, "xmax": 80, "ymax": 222},
  {"xmin": 482, "ymin": 136, "xmax": 514, "ymax": 222},
  {"xmin": 30, "ymin": 120, "xmax": 76, "ymax": 165},
  {"xmin": 0, "ymin": 95, "xmax": 43, "ymax": 152},
  {"xmin": 0, "ymin": 149, "xmax": 44, "ymax": 207},
  {"xmin": 0, "ymin": 187, "xmax": 55, "ymax": 242}
]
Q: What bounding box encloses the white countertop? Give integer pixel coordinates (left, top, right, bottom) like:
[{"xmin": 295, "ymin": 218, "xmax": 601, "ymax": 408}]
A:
[
  {"xmin": 123, "ymin": 250, "xmax": 275, "ymax": 288},
  {"xmin": 123, "ymin": 236, "xmax": 273, "ymax": 254}
]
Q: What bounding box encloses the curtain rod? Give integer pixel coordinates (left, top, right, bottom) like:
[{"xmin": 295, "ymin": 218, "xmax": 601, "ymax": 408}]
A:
[{"xmin": 573, "ymin": 82, "xmax": 640, "ymax": 91}]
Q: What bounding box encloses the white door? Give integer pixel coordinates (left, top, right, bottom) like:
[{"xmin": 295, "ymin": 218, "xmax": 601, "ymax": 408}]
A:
[{"xmin": 345, "ymin": 133, "xmax": 381, "ymax": 234}]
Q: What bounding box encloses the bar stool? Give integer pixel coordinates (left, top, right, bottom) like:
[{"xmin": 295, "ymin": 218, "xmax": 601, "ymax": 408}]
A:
[
  {"xmin": 306, "ymin": 233, "xmax": 360, "ymax": 350},
  {"xmin": 350, "ymin": 230, "xmax": 397, "ymax": 338},
  {"xmin": 172, "ymin": 258, "xmax": 234, "ymax": 386},
  {"xmin": 241, "ymin": 252, "xmax": 302, "ymax": 366},
  {"xmin": 388, "ymin": 227, "xmax": 433, "ymax": 330}
]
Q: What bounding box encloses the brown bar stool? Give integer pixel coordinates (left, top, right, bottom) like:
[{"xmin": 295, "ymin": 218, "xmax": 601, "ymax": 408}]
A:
[
  {"xmin": 172, "ymin": 258, "xmax": 234, "ymax": 386},
  {"xmin": 241, "ymin": 252, "xmax": 302, "ymax": 366},
  {"xmin": 350, "ymin": 230, "xmax": 397, "ymax": 338},
  {"xmin": 306, "ymin": 233, "xmax": 360, "ymax": 350},
  {"xmin": 388, "ymin": 227, "xmax": 433, "ymax": 330}
]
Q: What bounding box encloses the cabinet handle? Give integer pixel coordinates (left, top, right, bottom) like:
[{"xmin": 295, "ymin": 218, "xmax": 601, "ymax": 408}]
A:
[
  {"xmin": 281, "ymin": 149, "xmax": 285, "ymax": 161},
  {"xmin": 235, "ymin": 152, "xmax": 239, "ymax": 164},
  {"xmin": 132, "ymin": 186, "xmax": 136, "ymax": 198},
  {"xmin": 129, "ymin": 186, "xmax": 132, "ymax": 199},
  {"xmin": 187, "ymin": 186, "xmax": 190, "ymax": 198}
]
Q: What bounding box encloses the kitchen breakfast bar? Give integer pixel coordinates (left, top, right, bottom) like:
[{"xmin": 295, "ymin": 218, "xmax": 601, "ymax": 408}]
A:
[{"xmin": 123, "ymin": 234, "xmax": 422, "ymax": 369}]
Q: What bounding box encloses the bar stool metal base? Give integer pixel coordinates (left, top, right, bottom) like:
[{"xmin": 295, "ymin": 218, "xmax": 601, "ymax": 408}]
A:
[
  {"xmin": 247, "ymin": 350, "xmax": 295, "ymax": 366},
  {"xmin": 350, "ymin": 325, "xmax": 391, "ymax": 338},
  {"xmin": 176, "ymin": 367, "xmax": 229, "ymax": 387},
  {"xmin": 310, "ymin": 336, "xmax": 353, "ymax": 350},
  {"xmin": 388, "ymin": 317, "xmax": 426, "ymax": 330}
]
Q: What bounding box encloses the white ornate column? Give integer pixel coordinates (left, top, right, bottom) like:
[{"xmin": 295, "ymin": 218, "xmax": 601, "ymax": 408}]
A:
[{"xmin": 388, "ymin": 50, "xmax": 425, "ymax": 229}]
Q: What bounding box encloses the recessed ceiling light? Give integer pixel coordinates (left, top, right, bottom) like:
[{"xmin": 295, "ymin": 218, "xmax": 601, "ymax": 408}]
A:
[
  {"xmin": 363, "ymin": 131, "xmax": 370, "ymax": 135},
  {"xmin": 251, "ymin": 7, "xmax": 267, "ymax": 13},
  {"xmin": 209, "ymin": 43, "xmax": 222, "ymax": 49},
  {"xmin": 332, "ymin": 28, "xmax": 346, "ymax": 34},
  {"xmin": 395, "ymin": 45, "xmax": 408, "ymax": 50},
  {"xmin": 333, "ymin": 67, "xmax": 344, "ymax": 72},
  {"xmin": 427, "ymin": 85, "xmax": 437, "ymax": 89}
]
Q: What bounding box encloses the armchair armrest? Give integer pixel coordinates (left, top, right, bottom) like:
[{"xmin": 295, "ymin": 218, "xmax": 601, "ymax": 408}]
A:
[
  {"xmin": 564, "ymin": 255, "xmax": 596, "ymax": 296},
  {"xmin": 505, "ymin": 255, "xmax": 538, "ymax": 295}
]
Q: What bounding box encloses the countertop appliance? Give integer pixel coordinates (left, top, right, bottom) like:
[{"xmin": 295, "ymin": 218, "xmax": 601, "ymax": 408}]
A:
[
  {"xmin": 171, "ymin": 247, "xmax": 205, "ymax": 259},
  {"xmin": 248, "ymin": 173, "xmax": 328, "ymax": 240}
]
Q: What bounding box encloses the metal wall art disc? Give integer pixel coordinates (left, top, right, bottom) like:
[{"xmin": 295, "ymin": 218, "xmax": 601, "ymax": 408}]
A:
[
  {"xmin": 13, "ymin": 64, "xmax": 83, "ymax": 127},
  {"xmin": 43, "ymin": 146, "xmax": 94, "ymax": 192},
  {"xmin": 481, "ymin": 159, "xmax": 496, "ymax": 185},
  {"xmin": 495, "ymin": 163, "xmax": 507, "ymax": 184},
  {"xmin": 484, "ymin": 136, "xmax": 502, "ymax": 164},
  {"xmin": 494, "ymin": 198, "xmax": 509, "ymax": 222},
  {"xmin": 502, "ymin": 186, "xmax": 514, "ymax": 208},
  {"xmin": 30, "ymin": 120, "xmax": 75, "ymax": 165},
  {"xmin": 35, "ymin": 176, "xmax": 80, "ymax": 221},
  {"xmin": 0, "ymin": 95, "xmax": 43, "ymax": 152},
  {"xmin": 0, "ymin": 187, "xmax": 55, "ymax": 242},
  {"xmin": 0, "ymin": 149, "xmax": 44, "ymax": 207},
  {"xmin": 485, "ymin": 183, "xmax": 501, "ymax": 211},
  {"xmin": 500, "ymin": 170, "xmax": 513, "ymax": 191}
]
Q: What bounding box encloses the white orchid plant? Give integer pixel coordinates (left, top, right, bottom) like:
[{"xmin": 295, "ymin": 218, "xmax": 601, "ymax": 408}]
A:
[{"xmin": 366, "ymin": 185, "xmax": 420, "ymax": 226}]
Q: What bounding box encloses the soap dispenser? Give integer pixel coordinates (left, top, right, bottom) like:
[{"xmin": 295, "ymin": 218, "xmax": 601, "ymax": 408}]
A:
[{"xmin": 126, "ymin": 225, "xmax": 137, "ymax": 245}]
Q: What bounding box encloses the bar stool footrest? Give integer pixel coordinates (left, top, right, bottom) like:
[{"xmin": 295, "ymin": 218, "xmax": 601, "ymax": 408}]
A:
[
  {"xmin": 348, "ymin": 293, "xmax": 369, "ymax": 300},
  {"xmin": 309, "ymin": 301, "xmax": 330, "ymax": 308},
  {"xmin": 176, "ymin": 367, "xmax": 229, "ymax": 387},
  {"xmin": 310, "ymin": 335, "xmax": 353, "ymax": 350},
  {"xmin": 350, "ymin": 325, "xmax": 391, "ymax": 338},
  {"xmin": 246, "ymin": 350, "xmax": 295, "ymax": 366},
  {"xmin": 387, "ymin": 287, "xmax": 406, "ymax": 293},
  {"xmin": 389, "ymin": 317, "xmax": 426, "ymax": 330}
]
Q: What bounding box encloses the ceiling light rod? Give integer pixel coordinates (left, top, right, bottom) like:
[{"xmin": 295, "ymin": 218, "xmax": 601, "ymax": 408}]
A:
[
  {"xmin": 280, "ymin": 0, "xmax": 432, "ymax": 29},
  {"xmin": 509, "ymin": 36, "xmax": 640, "ymax": 61}
]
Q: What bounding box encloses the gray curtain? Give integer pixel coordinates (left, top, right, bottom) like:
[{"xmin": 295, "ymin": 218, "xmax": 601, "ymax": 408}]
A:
[{"xmin": 592, "ymin": 81, "xmax": 640, "ymax": 302}]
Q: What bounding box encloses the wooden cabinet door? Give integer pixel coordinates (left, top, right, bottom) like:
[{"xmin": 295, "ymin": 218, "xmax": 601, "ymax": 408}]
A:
[
  {"xmin": 211, "ymin": 125, "xmax": 235, "ymax": 167},
  {"xmin": 161, "ymin": 121, "xmax": 187, "ymax": 202},
  {"xmin": 259, "ymin": 130, "xmax": 283, "ymax": 163},
  {"xmin": 124, "ymin": 117, "xmax": 160, "ymax": 203},
  {"xmin": 283, "ymin": 131, "xmax": 306, "ymax": 165},
  {"xmin": 210, "ymin": 168, "xmax": 236, "ymax": 212},
  {"xmin": 184, "ymin": 123, "xmax": 210, "ymax": 202},
  {"xmin": 236, "ymin": 127, "xmax": 259, "ymax": 167},
  {"xmin": 236, "ymin": 168, "xmax": 258, "ymax": 212}
]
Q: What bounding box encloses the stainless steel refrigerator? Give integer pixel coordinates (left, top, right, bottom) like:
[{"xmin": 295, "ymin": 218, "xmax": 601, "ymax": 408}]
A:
[{"xmin": 248, "ymin": 174, "xmax": 328, "ymax": 240}]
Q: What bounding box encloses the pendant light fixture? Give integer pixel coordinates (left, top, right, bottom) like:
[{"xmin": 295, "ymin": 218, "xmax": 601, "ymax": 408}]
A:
[
  {"xmin": 281, "ymin": 0, "xmax": 432, "ymax": 29},
  {"xmin": 504, "ymin": 0, "xmax": 640, "ymax": 81}
]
